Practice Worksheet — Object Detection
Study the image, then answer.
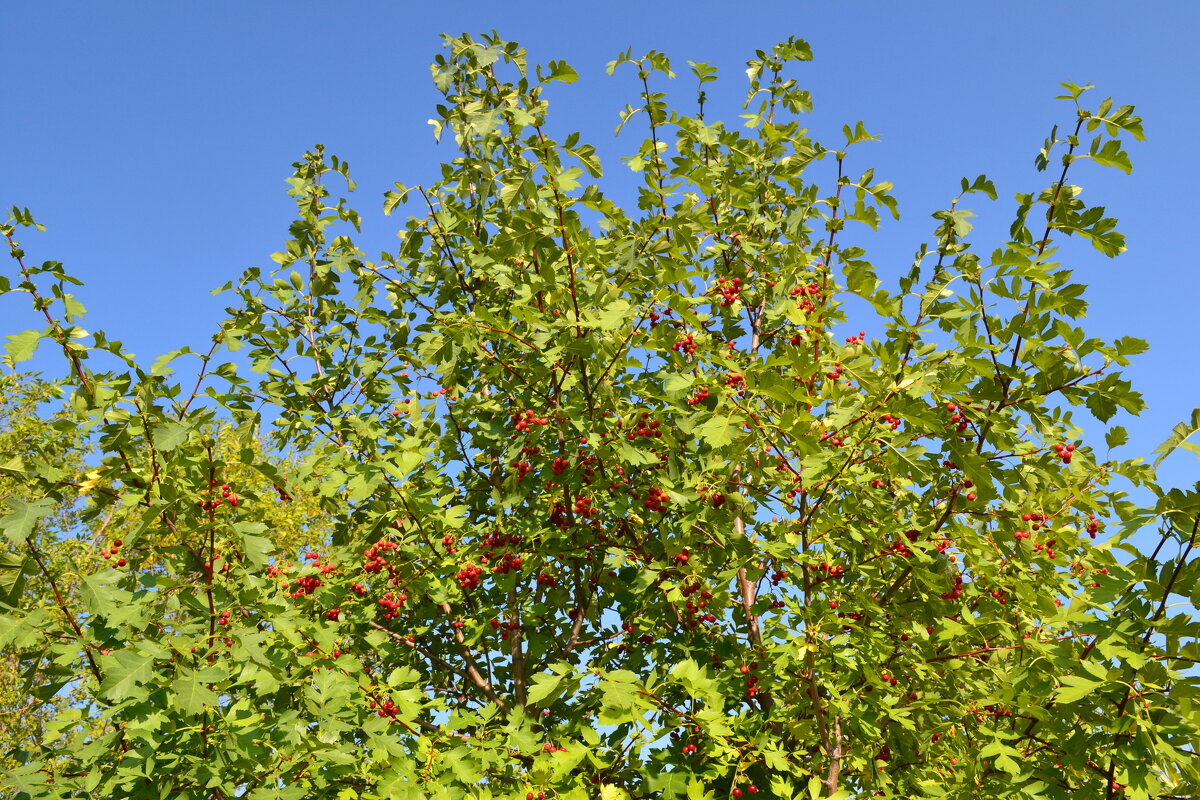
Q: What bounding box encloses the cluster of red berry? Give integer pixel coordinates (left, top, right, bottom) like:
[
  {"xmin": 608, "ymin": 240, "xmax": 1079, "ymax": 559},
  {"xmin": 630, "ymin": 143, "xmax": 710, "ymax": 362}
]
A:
[
  {"xmin": 1032, "ymin": 538, "xmax": 1059, "ymax": 559},
  {"xmin": 489, "ymin": 617, "xmax": 521, "ymax": 640},
  {"xmin": 548, "ymin": 501, "xmax": 570, "ymax": 529},
  {"xmin": 712, "ymin": 276, "xmax": 743, "ymax": 307},
  {"xmin": 671, "ymin": 333, "xmax": 697, "ymax": 356},
  {"xmin": 940, "ymin": 573, "xmax": 964, "ymax": 600},
  {"xmin": 812, "ymin": 561, "xmax": 845, "ymax": 584},
  {"xmin": 487, "ymin": 552, "xmax": 523, "ymax": 575},
  {"xmin": 626, "ymin": 412, "xmax": 663, "ymax": 440},
  {"xmin": 100, "ymin": 539, "xmax": 126, "ymax": 568},
  {"xmin": 455, "ymin": 564, "xmax": 483, "ymax": 591},
  {"xmin": 512, "ymin": 409, "xmax": 549, "ymax": 432},
  {"xmin": 198, "ymin": 481, "xmax": 240, "ymax": 511},
  {"xmin": 377, "ymin": 591, "xmax": 406, "ymax": 620},
  {"xmin": 946, "ymin": 402, "xmax": 969, "ymax": 433},
  {"xmin": 573, "ymin": 495, "xmax": 597, "ymax": 518},
  {"xmin": 362, "ymin": 539, "xmax": 400, "ymax": 574},
  {"xmin": 370, "ymin": 696, "xmax": 401, "ymax": 719},
  {"xmin": 644, "ymin": 487, "xmax": 670, "ymax": 513},
  {"xmin": 681, "ymin": 583, "xmax": 716, "ymax": 626},
  {"xmin": 739, "ymin": 661, "xmax": 762, "ymax": 698},
  {"xmin": 1053, "ymin": 441, "xmax": 1076, "ymax": 463},
  {"xmin": 789, "ymin": 279, "xmax": 822, "ymax": 313},
  {"xmin": 288, "ymin": 574, "xmax": 322, "ymax": 598}
]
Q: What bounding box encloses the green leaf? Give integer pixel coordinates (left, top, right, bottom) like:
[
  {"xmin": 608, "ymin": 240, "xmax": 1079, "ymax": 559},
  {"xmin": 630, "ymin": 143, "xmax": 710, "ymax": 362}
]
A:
[
  {"xmin": 1089, "ymin": 136, "xmax": 1133, "ymax": 174},
  {"xmin": 1054, "ymin": 674, "xmax": 1104, "ymax": 704},
  {"xmin": 151, "ymin": 420, "xmax": 189, "ymax": 451},
  {"xmin": 688, "ymin": 779, "xmax": 715, "ymax": 800},
  {"xmin": 3, "ymin": 329, "xmax": 42, "ymax": 366},
  {"xmin": 172, "ymin": 672, "xmax": 221, "ymax": 714},
  {"xmin": 695, "ymin": 414, "xmax": 740, "ymax": 447},
  {"xmin": 383, "ymin": 182, "xmax": 412, "ymax": 215},
  {"xmin": 540, "ymin": 59, "xmax": 579, "ymax": 84},
  {"xmin": 0, "ymin": 455, "xmax": 25, "ymax": 479},
  {"xmin": 842, "ymin": 121, "xmax": 877, "ymax": 145},
  {"xmin": 237, "ymin": 529, "xmax": 274, "ymax": 567},
  {"xmin": 383, "ymin": 446, "xmax": 425, "ymax": 482},
  {"xmin": 99, "ymin": 649, "xmax": 157, "ymax": 701},
  {"xmin": 663, "ymin": 373, "xmax": 694, "ymax": 393},
  {"xmin": 960, "ymin": 174, "xmax": 998, "ymax": 200},
  {"xmin": 1105, "ymin": 426, "xmax": 1128, "ymax": 450},
  {"xmin": 1, "ymin": 497, "xmax": 54, "ymax": 545},
  {"xmin": 526, "ymin": 671, "xmax": 565, "ymax": 705},
  {"xmin": 1154, "ymin": 409, "xmax": 1200, "ymax": 467},
  {"xmin": 0, "ymin": 553, "xmax": 28, "ymax": 608}
]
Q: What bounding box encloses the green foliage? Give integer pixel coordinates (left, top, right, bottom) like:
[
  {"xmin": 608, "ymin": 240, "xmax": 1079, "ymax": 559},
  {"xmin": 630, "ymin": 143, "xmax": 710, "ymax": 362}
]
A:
[{"xmin": 1, "ymin": 30, "xmax": 1196, "ymax": 800}]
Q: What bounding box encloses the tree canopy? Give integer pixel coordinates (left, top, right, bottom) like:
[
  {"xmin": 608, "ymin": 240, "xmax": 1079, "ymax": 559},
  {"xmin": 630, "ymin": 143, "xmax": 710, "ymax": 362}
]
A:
[{"xmin": 1, "ymin": 32, "xmax": 1197, "ymax": 800}]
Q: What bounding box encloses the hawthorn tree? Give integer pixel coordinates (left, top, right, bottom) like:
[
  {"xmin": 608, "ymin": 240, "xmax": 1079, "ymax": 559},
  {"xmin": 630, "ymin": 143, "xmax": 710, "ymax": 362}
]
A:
[
  {"xmin": 0, "ymin": 373, "xmax": 334, "ymax": 787},
  {"xmin": 2, "ymin": 32, "xmax": 1198, "ymax": 800}
]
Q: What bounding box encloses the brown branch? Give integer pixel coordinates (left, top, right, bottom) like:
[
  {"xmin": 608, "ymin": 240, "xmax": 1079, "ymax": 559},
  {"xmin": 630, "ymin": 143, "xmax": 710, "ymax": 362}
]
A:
[
  {"xmin": 822, "ymin": 715, "xmax": 842, "ymax": 797},
  {"xmin": 440, "ymin": 604, "xmax": 510, "ymax": 715}
]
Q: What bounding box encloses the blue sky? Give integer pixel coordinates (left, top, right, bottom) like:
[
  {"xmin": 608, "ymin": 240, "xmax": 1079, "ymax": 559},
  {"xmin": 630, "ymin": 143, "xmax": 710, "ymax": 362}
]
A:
[{"xmin": 2, "ymin": 0, "xmax": 1197, "ymax": 495}]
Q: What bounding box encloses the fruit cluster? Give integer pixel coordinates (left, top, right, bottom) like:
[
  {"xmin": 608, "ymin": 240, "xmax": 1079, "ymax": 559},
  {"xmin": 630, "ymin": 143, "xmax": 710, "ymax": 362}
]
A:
[
  {"xmin": 644, "ymin": 487, "xmax": 670, "ymax": 514},
  {"xmin": 712, "ymin": 276, "xmax": 743, "ymax": 307},
  {"xmin": 1053, "ymin": 442, "xmax": 1076, "ymax": 463},
  {"xmin": 626, "ymin": 412, "xmax": 663, "ymax": 441},
  {"xmin": 455, "ymin": 563, "xmax": 483, "ymax": 591},
  {"xmin": 671, "ymin": 333, "xmax": 697, "ymax": 356},
  {"xmin": 789, "ymin": 279, "xmax": 822, "ymax": 313},
  {"xmin": 100, "ymin": 539, "xmax": 127, "ymax": 567},
  {"xmin": 377, "ymin": 591, "xmax": 407, "ymax": 620},
  {"xmin": 197, "ymin": 481, "xmax": 241, "ymax": 511},
  {"xmin": 512, "ymin": 409, "xmax": 549, "ymax": 432}
]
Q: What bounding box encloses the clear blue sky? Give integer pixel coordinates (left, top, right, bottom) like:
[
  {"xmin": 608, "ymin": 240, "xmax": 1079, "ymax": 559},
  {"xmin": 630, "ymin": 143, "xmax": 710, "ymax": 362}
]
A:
[{"xmin": 2, "ymin": 1, "xmax": 1197, "ymax": 494}]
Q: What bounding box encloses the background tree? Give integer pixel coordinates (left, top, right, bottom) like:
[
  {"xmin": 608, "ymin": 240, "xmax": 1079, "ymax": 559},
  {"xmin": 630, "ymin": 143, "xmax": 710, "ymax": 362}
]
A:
[
  {"xmin": 0, "ymin": 373, "xmax": 333, "ymax": 795},
  {"xmin": 1, "ymin": 32, "xmax": 1197, "ymax": 800},
  {"xmin": 0, "ymin": 373, "xmax": 86, "ymax": 782}
]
